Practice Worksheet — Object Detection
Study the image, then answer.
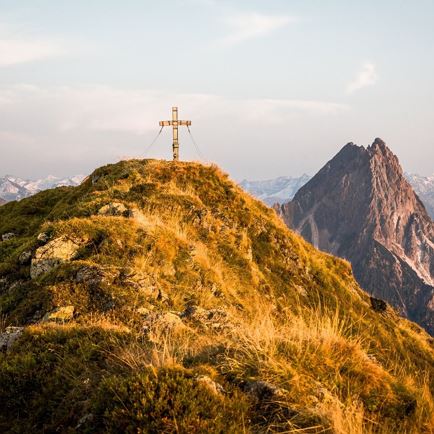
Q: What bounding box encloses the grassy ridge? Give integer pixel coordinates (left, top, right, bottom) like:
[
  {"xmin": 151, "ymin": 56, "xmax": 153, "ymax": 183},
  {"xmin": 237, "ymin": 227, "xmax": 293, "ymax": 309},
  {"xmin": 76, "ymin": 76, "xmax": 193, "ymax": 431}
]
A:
[{"xmin": 0, "ymin": 159, "xmax": 433, "ymax": 433}]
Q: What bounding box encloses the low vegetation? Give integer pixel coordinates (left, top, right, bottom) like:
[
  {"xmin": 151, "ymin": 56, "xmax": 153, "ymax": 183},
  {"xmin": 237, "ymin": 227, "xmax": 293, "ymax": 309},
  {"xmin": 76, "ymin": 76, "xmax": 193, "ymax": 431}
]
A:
[{"xmin": 0, "ymin": 159, "xmax": 433, "ymax": 433}]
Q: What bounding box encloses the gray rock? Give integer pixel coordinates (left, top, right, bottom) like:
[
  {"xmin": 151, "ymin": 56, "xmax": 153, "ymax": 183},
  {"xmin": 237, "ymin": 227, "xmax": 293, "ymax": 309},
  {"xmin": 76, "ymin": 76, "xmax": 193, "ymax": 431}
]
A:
[
  {"xmin": 0, "ymin": 326, "xmax": 24, "ymax": 351},
  {"xmin": 98, "ymin": 202, "xmax": 130, "ymax": 217},
  {"xmin": 18, "ymin": 250, "xmax": 32, "ymax": 265},
  {"xmin": 2, "ymin": 232, "xmax": 15, "ymax": 242},
  {"xmin": 30, "ymin": 236, "xmax": 84, "ymax": 279}
]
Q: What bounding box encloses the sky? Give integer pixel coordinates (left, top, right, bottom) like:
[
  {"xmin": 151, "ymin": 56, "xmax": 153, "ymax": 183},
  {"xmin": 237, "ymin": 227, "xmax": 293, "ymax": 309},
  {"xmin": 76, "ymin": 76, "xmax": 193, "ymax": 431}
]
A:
[{"xmin": 0, "ymin": 0, "xmax": 433, "ymax": 181}]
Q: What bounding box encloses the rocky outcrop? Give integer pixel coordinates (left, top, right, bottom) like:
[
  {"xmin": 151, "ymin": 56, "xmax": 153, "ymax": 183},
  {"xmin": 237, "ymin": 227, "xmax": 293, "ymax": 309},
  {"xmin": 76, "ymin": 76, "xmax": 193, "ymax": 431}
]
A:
[
  {"xmin": 30, "ymin": 236, "xmax": 84, "ymax": 279},
  {"xmin": 278, "ymin": 139, "xmax": 434, "ymax": 333},
  {"xmin": 98, "ymin": 202, "xmax": 131, "ymax": 217},
  {"xmin": 0, "ymin": 326, "xmax": 24, "ymax": 351}
]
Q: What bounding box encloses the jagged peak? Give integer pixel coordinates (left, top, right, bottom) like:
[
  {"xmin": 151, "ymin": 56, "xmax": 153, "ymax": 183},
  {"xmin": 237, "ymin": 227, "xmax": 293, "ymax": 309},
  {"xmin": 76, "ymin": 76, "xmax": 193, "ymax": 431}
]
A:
[{"xmin": 368, "ymin": 137, "xmax": 389, "ymax": 154}]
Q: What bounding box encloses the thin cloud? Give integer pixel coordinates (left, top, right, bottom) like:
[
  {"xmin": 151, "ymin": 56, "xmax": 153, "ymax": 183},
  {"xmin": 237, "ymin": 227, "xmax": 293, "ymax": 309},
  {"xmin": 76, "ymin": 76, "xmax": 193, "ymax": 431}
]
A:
[
  {"xmin": 220, "ymin": 12, "xmax": 294, "ymax": 46},
  {"xmin": 347, "ymin": 62, "xmax": 378, "ymax": 94},
  {"xmin": 0, "ymin": 84, "xmax": 349, "ymax": 137},
  {"xmin": 0, "ymin": 38, "xmax": 63, "ymax": 67}
]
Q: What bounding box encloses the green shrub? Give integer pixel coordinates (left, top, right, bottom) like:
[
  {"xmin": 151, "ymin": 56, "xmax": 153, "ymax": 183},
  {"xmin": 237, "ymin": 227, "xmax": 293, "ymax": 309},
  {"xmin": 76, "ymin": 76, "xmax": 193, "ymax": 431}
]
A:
[{"xmin": 93, "ymin": 368, "xmax": 249, "ymax": 434}]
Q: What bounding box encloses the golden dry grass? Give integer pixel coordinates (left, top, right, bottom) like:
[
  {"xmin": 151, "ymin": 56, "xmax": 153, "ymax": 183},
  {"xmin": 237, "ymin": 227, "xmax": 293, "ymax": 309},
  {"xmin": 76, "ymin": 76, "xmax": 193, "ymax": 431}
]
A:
[{"xmin": 0, "ymin": 158, "xmax": 433, "ymax": 433}]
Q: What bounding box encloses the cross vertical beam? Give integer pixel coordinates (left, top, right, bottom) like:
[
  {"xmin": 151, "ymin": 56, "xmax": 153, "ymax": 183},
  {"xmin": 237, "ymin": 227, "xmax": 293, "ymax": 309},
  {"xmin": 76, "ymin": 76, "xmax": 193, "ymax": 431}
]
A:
[
  {"xmin": 172, "ymin": 107, "xmax": 179, "ymax": 161},
  {"xmin": 159, "ymin": 107, "xmax": 191, "ymax": 161}
]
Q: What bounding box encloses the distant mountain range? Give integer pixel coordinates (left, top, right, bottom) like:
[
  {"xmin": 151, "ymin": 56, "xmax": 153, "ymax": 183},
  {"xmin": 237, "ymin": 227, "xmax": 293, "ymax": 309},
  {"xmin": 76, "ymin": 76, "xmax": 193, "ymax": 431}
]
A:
[
  {"xmin": 0, "ymin": 174, "xmax": 85, "ymax": 203},
  {"xmin": 3, "ymin": 170, "xmax": 433, "ymax": 220},
  {"xmin": 239, "ymin": 175, "xmax": 311, "ymax": 205},
  {"xmin": 241, "ymin": 172, "xmax": 434, "ymax": 219},
  {"xmin": 405, "ymin": 173, "xmax": 434, "ymax": 219}
]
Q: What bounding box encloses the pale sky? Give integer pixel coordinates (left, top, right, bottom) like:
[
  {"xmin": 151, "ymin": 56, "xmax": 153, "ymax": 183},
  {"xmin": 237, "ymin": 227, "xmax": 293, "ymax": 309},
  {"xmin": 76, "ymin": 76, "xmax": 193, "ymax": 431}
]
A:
[{"xmin": 0, "ymin": 0, "xmax": 433, "ymax": 180}]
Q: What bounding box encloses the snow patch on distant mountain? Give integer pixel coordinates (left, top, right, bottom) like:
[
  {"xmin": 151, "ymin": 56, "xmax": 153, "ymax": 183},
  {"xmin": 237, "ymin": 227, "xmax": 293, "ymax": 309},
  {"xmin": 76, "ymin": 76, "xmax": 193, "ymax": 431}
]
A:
[
  {"xmin": 405, "ymin": 173, "xmax": 434, "ymax": 220},
  {"xmin": 0, "ymin": 174, "xmax": 85, "ymax": 203},
  {"xmin": 240, "ymin": 175, "xmax": 311, "ymax": 205}
]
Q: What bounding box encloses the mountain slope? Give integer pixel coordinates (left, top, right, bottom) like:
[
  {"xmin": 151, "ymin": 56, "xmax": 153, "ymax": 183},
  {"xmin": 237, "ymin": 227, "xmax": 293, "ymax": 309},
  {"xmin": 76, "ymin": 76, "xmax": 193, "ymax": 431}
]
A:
[
  {"xmin": 279, "ymin": 139, "xmax": 434, "ymax": 335},
  {"xmin": 0, "ymin": 159, "xmax": 433, "ymax": 433}
]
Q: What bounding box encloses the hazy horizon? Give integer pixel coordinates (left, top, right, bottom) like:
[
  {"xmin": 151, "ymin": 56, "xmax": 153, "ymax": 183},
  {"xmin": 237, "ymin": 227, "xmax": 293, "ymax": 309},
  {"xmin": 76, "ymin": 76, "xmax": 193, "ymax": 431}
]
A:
[{"xmin": 1, "ymin": 0, "xmax": 433, "ymax": 180}]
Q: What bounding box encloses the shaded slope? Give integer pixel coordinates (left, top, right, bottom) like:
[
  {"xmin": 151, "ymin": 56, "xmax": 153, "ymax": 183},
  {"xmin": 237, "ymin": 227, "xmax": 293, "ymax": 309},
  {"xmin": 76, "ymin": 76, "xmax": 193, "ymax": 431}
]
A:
[{"xmin": 0, "ymin": 159, "xmax": 433, "ymax": 433}]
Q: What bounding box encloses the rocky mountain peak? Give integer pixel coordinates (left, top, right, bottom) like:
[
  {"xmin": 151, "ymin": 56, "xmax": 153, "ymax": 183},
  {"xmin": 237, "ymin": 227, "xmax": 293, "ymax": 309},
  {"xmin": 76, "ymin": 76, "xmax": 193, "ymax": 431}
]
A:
[
  {"xmin": 369, "ymin": 137, "xmax": 388, "ymax": 152},
  {"xmin": 279, "ymin": 139, "xmax": 434, "ymax": 333}
]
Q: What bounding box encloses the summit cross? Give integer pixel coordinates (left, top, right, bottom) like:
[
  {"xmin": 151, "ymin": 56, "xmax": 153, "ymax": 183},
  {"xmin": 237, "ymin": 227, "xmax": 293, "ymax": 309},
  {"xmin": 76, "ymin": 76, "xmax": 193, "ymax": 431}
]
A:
[{"xmin": 159, "ymin": 107, "xmax": 191, "ymax": 161}]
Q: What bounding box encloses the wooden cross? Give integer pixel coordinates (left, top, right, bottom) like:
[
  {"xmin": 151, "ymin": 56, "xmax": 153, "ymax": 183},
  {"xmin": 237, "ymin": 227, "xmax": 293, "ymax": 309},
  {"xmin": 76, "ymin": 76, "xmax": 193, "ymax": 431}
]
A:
[{"xmin": 159, "ymin": 107, "xmax": 191, "ymax": 161}]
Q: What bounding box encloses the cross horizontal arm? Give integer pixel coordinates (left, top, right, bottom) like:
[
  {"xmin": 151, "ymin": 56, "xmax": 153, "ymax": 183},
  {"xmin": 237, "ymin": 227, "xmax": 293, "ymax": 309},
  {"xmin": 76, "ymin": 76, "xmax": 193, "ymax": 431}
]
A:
[{"xmin": 159, "ymin": 120, "xmax": 191, "ymax": 126}]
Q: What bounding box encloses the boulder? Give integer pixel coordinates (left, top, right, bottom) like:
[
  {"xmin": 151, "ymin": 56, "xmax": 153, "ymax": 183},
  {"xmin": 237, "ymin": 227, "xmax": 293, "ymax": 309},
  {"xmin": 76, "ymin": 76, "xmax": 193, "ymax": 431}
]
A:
[
  {"xmin": 18, "ymin": 250, "xmax": 32, "ymax": 265},
  {"xmin": 42, "ymin": 306, "xmax": 75, "ymax": 323},
  {"xmin": 1, "ymin": 232, "xmax": 15, "ymax": 242},
  {"xmin": 370, "ymin": 297, "xmax": 388, "ymax": 313},
  {"xmin": 30, "ymin": 236, "xmax": 83, "ymax": 279},
  {"xmin": 98, "ymin": 202, "xmax": 130, "ymax": 217},
  {"xmin": 0, "ymin": 326, "xmax": 24, "ymax": 351}
]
